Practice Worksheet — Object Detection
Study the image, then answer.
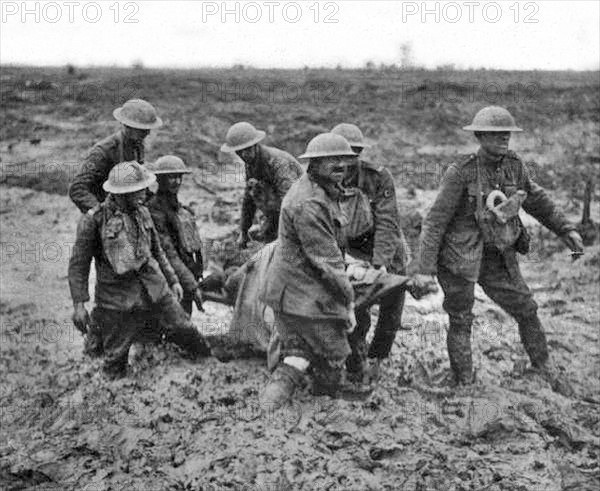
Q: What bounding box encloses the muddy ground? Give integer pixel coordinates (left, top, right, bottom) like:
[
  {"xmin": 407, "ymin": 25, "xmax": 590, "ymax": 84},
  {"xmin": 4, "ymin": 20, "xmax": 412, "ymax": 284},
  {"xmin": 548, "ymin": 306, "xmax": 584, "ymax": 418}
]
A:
[{"xmin": 1, "ymin": 66, "xmax": 599, "ymax": 490}]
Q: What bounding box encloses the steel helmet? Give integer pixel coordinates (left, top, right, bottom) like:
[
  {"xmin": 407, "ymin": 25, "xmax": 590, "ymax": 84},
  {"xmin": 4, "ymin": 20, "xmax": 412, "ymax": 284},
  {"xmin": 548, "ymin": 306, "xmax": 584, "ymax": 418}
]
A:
[
  {"xmin": 113, "ymin": 99, "xmax": 163, "ymax": 130},
  {"xmin": 330, "ymin": 123, "xmax": 370, "ymax": 148},
  {"xmin": 103, "ymin": 161, "xmax": 156, "ymax": 194},
  {"xmin": 298, "ymin": 133, "xmax": 357, "ymax": 159},
  {"xmin": 220, "ymin": 122, "xmax": 266, "ymax": 152},
  {"xmin": 147, "ymin": 155, "xmax": 191, "ymax": 175},
  {"xmin": 463, "ymin": 106, "xmax": 523, "ymax": 132}
]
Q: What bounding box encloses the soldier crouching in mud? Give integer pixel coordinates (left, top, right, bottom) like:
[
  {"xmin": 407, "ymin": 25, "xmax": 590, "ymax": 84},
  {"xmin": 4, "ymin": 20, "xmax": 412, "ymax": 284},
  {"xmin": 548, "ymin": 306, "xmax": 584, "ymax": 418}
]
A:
[
  {"xmin": 146, "ymin": 156, "xmax": 205, "ymax": 316},
  {"xmin": 68, "ymin": 161, "xmax": 211, "ymax": 379},
  {"xmin": 413, "ymin": 106, "xmax": 584, "ymax": 395},
  {"xmin": 259, "ymin": 133, "xmax": 360, "ymax": 409}
]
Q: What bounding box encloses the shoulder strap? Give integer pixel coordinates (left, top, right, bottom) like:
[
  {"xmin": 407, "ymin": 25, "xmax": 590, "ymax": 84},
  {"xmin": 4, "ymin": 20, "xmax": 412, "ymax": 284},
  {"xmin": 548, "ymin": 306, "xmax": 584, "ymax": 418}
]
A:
[
  {"xmin": 475, "ymin": 157, "xmax": 483, "ymax": 213},
  {"xmin": 118, "ymin": 134, "xmax": 124, "ymax": 163}
]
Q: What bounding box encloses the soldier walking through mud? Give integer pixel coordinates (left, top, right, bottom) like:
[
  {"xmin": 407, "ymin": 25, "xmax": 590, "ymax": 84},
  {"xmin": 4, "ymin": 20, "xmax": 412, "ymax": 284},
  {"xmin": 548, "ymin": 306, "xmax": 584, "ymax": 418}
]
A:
[
  {"xmin": 220, "ymin": 122, "xmax": 303, "ymax": 247},
  {"xmin": 69, "ymin": 98, "xmax": 162, "ymax": 214},
  {"xmin": 68, "ymin": 161, "xmax": 211, "ymax": 379},
  {"xmin": 331, "ymin": 123, "xmax": 412, "ymax": 383},
  {"xmin": 415, "ymin": 106, "xmax": 584, "ymax": 393},
  {"xmin": 260, "ymin": 133, "xmax": 361, "ymax": 408},
  {"xmin": 147, "ymin": 156, "xmax": 205, "ymax": 315}
]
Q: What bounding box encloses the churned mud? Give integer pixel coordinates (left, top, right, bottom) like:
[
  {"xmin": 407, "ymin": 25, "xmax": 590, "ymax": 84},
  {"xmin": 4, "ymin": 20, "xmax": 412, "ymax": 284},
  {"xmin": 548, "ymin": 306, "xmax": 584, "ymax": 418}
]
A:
[
  {"xmin": 1, "ymin": 184, "xmax": 598, "ymax": 491},
  {"xmin": 1, "ymin": 66, "xmax": 599, "ymax": 490}
]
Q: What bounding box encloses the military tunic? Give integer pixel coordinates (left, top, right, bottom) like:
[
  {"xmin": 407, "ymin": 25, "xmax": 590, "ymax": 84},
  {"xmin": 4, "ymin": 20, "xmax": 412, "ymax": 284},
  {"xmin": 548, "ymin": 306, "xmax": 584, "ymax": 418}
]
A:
[
  {"xmin": 417, "ymin": 148, "xmax": 576, "ymax": 380},
  {"xmin": 147, "ymin": 191, "xmax": 204, "ymax": 315},
  {"xmin": 68, "ymin": 196, "xmax": 207, "ymax": 377},
  {"xmin": 240, "ymin": 144, "xmax": 303, "ymax": 242},
  {"xmin": 343, "ymin": 159, "xmax": 410, "ymax": 367},
  {"xmin": 69, "ymin": 130, "xmax": 145, "ymax": 213},
  {"xmin": 261, "ymin": 173, "xmax": 353, "ymax": 367}
]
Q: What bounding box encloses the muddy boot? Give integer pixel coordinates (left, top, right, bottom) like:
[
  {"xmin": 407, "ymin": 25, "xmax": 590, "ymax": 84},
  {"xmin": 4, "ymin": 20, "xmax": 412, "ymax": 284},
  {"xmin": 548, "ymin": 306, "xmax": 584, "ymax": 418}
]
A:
[
  {"xmin": 345, "ymin": 340, "xmax": 368, "ymax": 384},
  {"xmin": 516, "ymin": 314, "xmax": 550, "ymax": 369},
  {"xmin": 366, "ymin": 357, "xmax": 382, "ymax": 384},
  {"xmin": 164, "ymin": 322, "xmax": 211, "ymax": 360},
  {"xmin": 311, "ymin": 361, "xmax": 344, "ymax": 397},
  {"xmin": 84, "ymin": 323, "xmax": 104, "ymax": 358},
  {"xmin": 260, "ymin": 363, "xmax": 305, "ymax": 409},
  {"xmin": 534, "ymin": 362, "xmax": 575, "ymax": 398},
  {"xmin": 447, "ymin": 322, "xmax": 474, "ymax": 385}
]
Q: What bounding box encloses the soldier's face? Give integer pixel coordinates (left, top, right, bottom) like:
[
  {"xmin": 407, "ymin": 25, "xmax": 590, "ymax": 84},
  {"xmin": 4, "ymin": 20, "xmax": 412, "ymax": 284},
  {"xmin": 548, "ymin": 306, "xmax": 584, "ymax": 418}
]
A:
[
  {"xmin": 123, "ymin": 125, "xmax": 150, "ymax": 144},
  {"xmin": 158, "ymin": 174, "xmax": 182, "ymax": 194},
  {"xmin": 342, "ymin": 157, "xmax": 359, "ymax": 184},
  {"xmin": 476, "ymin": 131, "xmax": 511, "ymax": 157},
  {"xmin": 117, "ymin": 189, "xmax": 147, "ymax": 210},
  {"xmin": 236, "ymin": 145, "xmax": 257, "ymax": 164},
  {"xmin": 314, "ymin": 156, "xmax": 346, "ymax": 185}
]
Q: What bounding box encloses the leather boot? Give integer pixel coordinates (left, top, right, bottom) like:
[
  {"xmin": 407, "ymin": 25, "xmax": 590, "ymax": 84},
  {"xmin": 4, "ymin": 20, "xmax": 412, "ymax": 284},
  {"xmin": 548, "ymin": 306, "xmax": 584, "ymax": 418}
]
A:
[
  {"xmin": 311, "ymin": 363, "xmax": 343, "ymax": 397},
  {"xmin": 516, "ymin": 314, "xmax": 549, "ymax": 369},
  {"xmin": 260, "ymin": 363, "xmax": 305, "ymax": 409},
  {"xmin": 165, "ymin": 322, "xmax": 211, "ymax": 360},
  {"xmin": 345, "ymin": 338, "xmax": 367, "ymax": 383},
  {"xmin": 84, "ymin": 323, "xmax": 104, "ymax": 358},
  {"xmin": 447, "ymin": 321, "xmax": 474, "ymax": 385}
]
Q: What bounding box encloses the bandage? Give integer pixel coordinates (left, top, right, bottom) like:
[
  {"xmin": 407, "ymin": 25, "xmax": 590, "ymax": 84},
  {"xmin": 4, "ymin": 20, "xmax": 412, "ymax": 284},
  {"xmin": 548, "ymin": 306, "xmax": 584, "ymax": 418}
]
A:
[{"xmin": 283, "ymin": 356, "xmax": 310, "ymax": 372}]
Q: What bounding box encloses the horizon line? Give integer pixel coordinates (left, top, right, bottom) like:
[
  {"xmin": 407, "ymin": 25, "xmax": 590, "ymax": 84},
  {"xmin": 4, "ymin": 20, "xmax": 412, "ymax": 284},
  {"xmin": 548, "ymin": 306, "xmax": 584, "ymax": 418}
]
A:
[{"xmin": 2, "ymin": 62, "xmax": 599, "ymax": 73}]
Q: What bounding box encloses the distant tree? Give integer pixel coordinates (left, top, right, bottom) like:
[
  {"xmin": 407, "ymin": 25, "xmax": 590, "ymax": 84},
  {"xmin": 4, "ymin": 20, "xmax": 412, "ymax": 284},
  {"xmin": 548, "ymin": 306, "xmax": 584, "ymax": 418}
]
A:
[{"xmin": 399, "ymin": 42, "xmax": 414, "ymax": 69}]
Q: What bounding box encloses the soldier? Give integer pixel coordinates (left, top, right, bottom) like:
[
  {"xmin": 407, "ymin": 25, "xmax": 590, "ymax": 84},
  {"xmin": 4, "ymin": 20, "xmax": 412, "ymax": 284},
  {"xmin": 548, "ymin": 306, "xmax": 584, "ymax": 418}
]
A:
[
  {"xmin": 260, "ymin": 133, "xmax": 358, "ymax": 408},
  {"xmin": 146, "ymin": 156, "xmax": 204, "ymax": 316},
  {"xmin": 331, "ymin": 123, "xmax": 410, "ymax": 382},
  {"xmin": 69, "ymin": 99, "xmax": 162, "ymax": 214},
  {"xmin": 415, "ymin": 106, "xmax": 584, "ymax": 390},
  {"xmin": 220, "ymin": 122, "xmax": 303, "ymax": 247},
  {"xmin": 69, "ymin": 161, "xmax": 211, "ymax": 379}
]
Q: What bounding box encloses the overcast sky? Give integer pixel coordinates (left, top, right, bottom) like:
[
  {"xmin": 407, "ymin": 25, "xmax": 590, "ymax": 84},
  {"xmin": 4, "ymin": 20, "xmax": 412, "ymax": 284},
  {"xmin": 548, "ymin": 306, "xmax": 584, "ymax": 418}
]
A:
[{"xmin": 1, "ymin": 1, "xmax": 598, "ymax": 70}]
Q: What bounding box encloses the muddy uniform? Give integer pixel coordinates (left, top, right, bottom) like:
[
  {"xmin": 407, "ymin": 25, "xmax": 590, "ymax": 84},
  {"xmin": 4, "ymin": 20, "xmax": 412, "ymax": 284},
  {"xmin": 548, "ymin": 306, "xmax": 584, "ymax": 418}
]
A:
[
  {"xmin": 418, "ymin": 149, "xmax": 575, "ymax": 380},
  {"xmin": 69, "ymin": 130, "xmax": 145, "ymax": 213},
  {"xmin": 147, "ymin": 192, "xmax": 203, "ymax": 315},
  {"xmin": 261, "ymin": 173, "xmax": 353, "ymax": 388},
  {"xmin": 68, "ymin": 195, "xmax": 207, "ymax": 377},
  {"xmin": 240, "ymin": 145, "xmax": 303, "ymax": 242},
  {"xmin": 343, "ymin": 160, "xmax": 411, "ymax": 370}
]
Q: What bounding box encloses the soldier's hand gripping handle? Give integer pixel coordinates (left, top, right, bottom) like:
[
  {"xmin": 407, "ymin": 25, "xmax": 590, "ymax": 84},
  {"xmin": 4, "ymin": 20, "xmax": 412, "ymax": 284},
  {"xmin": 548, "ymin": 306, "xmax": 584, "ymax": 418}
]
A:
[
  {"xmin": 171, "ymin": 283, "xmax": 184, "ymax": 302},
  {"xmin": 561, "ymin": 231, "xmax": 584, "ymax": 261},
  {"xmin": 72, "ymin": 302, "xmax": 90, "ymax": 335},
  {"xmin": 408, "ymin": 274, "xmax": 438, "ymax": 300}
]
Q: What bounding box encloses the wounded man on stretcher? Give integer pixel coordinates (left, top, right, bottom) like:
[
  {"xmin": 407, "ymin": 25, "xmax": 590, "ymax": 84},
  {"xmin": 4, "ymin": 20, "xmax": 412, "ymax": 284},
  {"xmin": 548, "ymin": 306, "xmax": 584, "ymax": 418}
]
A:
[{"xmin": 201, "ymin": 240, "xmax": 437, "ymax": 372}]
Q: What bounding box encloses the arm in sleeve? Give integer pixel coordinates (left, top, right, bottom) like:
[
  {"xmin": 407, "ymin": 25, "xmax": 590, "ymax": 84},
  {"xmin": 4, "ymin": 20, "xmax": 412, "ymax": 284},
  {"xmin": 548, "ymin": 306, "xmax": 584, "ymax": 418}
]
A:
[
  {"xmin": 150, "ymin": 209, "xmax": 199, "ymax": 293},
  {"xmin": 294, "ymin": 201, "xmax": 354, "ymax": 305},
  {"xmin": 68, "ymin": 214, "xmax": 97, "ymax": 304},
  {"xmin": 239, "ymin": 187, "xmax": 257, "ymax": 236},
  {"xmin": 418, "ymin": 165, "xmax": 465, "ymax": 275},
  {"xmin": 150, "ymin": 223, "xmax": 179, "ymax": 287},
  {"xmin": 273, "ymin": 159, "xmax": 302, "ymax": 200},
  {"xmin": 371, "ymin": 170, "xmax": 402, "ymax": 267},
  {"xmin": 521, "ymin": 168, "xmax": 575, "ymax": 236},
  {"xmin": 68, "ymin": 148, "xmax": 109, "ymax": 213}
]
